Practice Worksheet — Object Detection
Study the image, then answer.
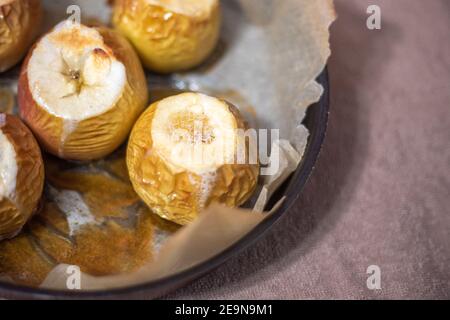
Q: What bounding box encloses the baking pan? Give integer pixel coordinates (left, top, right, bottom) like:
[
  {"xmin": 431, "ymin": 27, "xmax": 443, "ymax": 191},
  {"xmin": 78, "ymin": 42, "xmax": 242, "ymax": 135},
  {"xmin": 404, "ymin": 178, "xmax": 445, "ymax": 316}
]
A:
[{"xmin": 0, "ymin": 66, "xmax": 329, "ymax": 299}]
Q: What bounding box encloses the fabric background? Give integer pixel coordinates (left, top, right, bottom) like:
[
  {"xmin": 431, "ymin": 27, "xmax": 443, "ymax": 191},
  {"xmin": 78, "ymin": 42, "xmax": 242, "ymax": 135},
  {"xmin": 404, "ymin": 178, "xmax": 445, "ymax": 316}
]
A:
[{"xmin": 163, "ymin": 0, "xmax": 450, "ymax": 299}]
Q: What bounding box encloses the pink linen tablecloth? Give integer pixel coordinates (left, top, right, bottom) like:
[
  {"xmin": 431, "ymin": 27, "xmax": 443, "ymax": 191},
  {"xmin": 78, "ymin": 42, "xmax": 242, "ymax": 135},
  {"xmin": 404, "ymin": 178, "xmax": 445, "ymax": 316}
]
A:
[{"xmin": 164, "ymin": 0, "xmax": 450, "ymax": 299}]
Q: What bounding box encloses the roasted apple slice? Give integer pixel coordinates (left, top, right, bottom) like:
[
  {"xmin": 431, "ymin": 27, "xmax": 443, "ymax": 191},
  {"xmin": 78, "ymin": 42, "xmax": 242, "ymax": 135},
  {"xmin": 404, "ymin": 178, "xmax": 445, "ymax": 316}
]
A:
[
  {"xmin": 0, "ymin": 113, "xmax": 44, "ymax": 240},
  {"xmin": 18, "ymin": 21, "xmax": 148, "ymax": 161},
  {"xmin": 127, "ymin": 92, "xmax": 259, "ymax": 225},
  {"xmin": 112, "ymin": 0, "xmax": 221, "ymax": 73},
  {"xmin": 0, "ymin": 0, "xmax": 43, "ymax": 72}
]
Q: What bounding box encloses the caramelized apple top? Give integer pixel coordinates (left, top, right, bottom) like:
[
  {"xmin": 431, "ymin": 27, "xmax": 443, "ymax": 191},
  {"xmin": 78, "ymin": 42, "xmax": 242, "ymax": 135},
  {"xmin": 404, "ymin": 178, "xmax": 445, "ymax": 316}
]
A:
[
  {"xmin": 145, "ymin": 0, "xmax": 218, "ymax": 18},
  {"xmin": 151, "ymin": 93, "xmax": 238, "ymax": 175},
  {"xmin": 27, "ymin": 21, "xmax": 127, "ymax": 121}
]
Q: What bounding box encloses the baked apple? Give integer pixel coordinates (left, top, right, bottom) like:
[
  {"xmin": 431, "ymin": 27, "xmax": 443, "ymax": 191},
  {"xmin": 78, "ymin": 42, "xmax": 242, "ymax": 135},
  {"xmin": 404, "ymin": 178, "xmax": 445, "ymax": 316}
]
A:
[
  {"xmin": 112, "ymin": 0, "xmax": 221, "ymax": 73},
  {"xmin": 0, "ymin": 113, "xmax": 44, "ymax": 241},
  {"xmin": 18, "ymin": 21, "xmax": 148, "ymax": 161},
  {"xmin": 0, "ymin": 0, "xmax": 43, "ymax": 72},
  {"xmin": 127, "ymin": 92, "xmax": 259, "ymax": 225}
]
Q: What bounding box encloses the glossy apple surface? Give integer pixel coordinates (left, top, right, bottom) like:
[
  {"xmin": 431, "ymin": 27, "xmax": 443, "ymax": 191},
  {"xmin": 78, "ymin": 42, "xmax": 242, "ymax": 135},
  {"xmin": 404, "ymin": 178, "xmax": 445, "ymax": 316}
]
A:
[
  {"xmin": 0, "ymin": 0, "xmax": 42, "ymax": 72},
  {"xmin": 112, "ymin": 0, "xmax": 221, "ymax": 73}
]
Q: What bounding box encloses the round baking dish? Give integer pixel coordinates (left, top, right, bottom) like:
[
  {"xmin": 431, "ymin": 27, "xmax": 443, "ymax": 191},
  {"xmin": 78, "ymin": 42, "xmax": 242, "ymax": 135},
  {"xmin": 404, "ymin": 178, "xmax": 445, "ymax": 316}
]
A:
[{"xmin": 0, "ymin": 69, "xmax": 329, "ymax": 300}]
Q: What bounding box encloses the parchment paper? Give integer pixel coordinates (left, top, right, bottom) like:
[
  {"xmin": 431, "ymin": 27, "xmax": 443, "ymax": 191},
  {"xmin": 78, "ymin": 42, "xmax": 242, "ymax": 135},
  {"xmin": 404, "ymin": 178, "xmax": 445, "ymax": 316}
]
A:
[{"xmin": 0, "ymin": 0, "xmax": 335, "ymax": 290}]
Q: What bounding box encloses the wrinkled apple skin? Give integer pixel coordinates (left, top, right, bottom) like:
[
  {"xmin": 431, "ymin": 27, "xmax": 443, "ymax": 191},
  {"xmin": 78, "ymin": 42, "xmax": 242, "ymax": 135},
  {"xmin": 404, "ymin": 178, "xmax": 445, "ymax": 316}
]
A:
[
  {"xmin": 112, "ymin": 0, "xmax": 221, "ymax": 73},
  {"xmin": 0, "ymin": 114, "xmax": 44, "ymax": 241},
  {"xmin": 18, "ymin": 26, "xmax": 149, "ymax": 161},
  {"xmin": 127, "ymin": 99, "xmax": 259, "ymax": 226},
  {"xmin": 0, "ymin": 0, "xmax": 43, "ymax": 72}
]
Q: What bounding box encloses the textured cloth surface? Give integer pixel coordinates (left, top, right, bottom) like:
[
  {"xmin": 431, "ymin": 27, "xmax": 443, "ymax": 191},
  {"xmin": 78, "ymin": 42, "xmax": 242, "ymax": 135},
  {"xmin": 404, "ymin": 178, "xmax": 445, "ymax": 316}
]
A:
[{"xmin": 163, "ymin": 0, "xmax": 450, "ymax": 299}]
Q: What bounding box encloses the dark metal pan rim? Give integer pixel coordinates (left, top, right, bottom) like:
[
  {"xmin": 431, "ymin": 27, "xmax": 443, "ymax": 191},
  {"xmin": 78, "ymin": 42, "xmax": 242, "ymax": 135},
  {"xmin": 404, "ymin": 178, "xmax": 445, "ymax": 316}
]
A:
[{"xmin": 0, "ymin": 69, "xmax": 330, "ymax": 300}]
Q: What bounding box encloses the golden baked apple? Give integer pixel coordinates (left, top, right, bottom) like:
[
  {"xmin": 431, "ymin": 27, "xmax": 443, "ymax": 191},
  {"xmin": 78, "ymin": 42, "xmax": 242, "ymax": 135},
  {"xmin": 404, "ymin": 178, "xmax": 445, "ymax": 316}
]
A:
[
  {"xmin": 0, "ymin": 0, "xmax": 43, "ymax": 72},
  {"xmin": 112, "ymin": 0, "xmax": 221, "ymax": 73},
  {"xmin": 0, "ymin": 113, "xmax": 44, "ymax": 240},
  {"xmin": 127, "ymin": 92, "xmax": 259, "ymax": 225},
  {"xmin": 18, "ymin": 21, "xmax": 148, "ymax": 161}
]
